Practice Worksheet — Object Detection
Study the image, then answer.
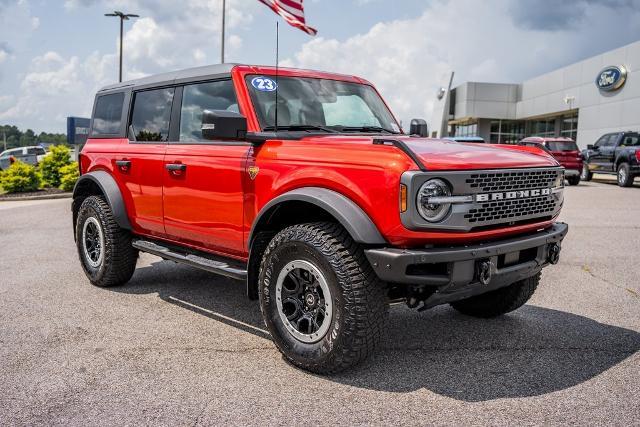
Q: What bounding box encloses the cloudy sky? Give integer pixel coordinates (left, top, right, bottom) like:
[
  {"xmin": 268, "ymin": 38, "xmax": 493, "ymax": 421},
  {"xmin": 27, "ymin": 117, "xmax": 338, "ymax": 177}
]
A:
[{"xmin": 1, "ymin": 0, "xmax": 640, "ymax": 133}]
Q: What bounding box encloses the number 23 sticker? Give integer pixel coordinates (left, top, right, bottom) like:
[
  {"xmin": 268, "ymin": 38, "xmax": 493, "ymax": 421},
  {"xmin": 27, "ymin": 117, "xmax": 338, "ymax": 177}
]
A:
[{"xmin": 251, "ymin": 76, "xmax": 278, "ymax": 92}]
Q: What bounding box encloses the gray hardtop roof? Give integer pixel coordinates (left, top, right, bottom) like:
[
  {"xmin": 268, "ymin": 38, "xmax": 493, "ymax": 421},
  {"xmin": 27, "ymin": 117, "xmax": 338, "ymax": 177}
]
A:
[{"xmin": 98, "ymin": 63, "xmax": 240, "ymax": 93}]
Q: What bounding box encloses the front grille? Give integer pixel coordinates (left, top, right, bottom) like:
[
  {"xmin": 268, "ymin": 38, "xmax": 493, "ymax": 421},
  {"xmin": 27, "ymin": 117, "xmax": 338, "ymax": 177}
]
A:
[
  {"xmin": 465, "ymin": 169, "xmax": 561, "ymax": 193},
  {"xmin": 400, "ymin": 167, "xmax": 565, "ymax": 232},
  {"xmin": 464, "ymin": 194, "xmax": 557, "ymax": 224}
]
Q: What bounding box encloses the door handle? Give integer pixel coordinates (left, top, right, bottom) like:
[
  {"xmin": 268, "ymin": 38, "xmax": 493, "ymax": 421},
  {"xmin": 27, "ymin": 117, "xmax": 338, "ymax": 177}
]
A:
[
  {"xmin": 115, "ymin": 160, "xmax": 131, "ymax": 171},
  {"xmin": 166, "ymin": 163, "xmax": 187, "ymax": 176}
]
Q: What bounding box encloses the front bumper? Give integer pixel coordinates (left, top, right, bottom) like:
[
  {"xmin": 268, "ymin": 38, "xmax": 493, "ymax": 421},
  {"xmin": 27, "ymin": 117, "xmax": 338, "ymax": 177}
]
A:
[
  {"xmin": 365, "ymin": 222, "xmax": 568, "ymax": 307},
  {"xmin": 564, "ymin": 169, "xmax": 580, "ymax": 177}
]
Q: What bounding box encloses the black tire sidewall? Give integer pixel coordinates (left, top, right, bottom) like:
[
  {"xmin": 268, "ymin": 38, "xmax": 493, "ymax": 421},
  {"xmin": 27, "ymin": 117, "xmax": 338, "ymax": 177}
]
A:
[
  {"xmin": 618, "ymin": 163, "xmax": 632, "ymax": 187},
  {"xmin": 260, "ymin": 239, "xmax": 347, "ymax": 369},
  {"xmin": 76, "ymin": 197, "xmax": 110, "ymax": 285}
]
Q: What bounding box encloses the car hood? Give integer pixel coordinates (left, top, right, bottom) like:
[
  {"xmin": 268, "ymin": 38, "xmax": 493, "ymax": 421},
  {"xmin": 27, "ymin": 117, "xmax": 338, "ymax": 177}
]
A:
[{"xmin": 396, "ymin": 137, "xmax": 559, "ymax": 170}]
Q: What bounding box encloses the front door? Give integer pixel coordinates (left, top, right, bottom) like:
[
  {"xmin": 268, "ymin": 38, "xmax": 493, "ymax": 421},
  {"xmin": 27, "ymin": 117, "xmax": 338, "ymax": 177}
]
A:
[{"xmin": 162, "ymin": 79, "xmax": 249, "ymax": 258}]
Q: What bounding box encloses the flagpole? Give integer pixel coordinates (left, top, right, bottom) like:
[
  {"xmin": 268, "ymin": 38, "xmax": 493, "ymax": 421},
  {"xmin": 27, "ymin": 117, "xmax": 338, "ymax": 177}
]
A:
[{"xmin": 221, "ymin": 0, "xmax": 226, "ymax": 63}]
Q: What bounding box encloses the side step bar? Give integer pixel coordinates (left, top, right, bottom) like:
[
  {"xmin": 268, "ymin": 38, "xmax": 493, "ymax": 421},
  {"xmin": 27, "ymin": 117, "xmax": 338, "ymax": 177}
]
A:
[{"xmin": 132, "ymin": 239, "xmax": 247, "ymax": 281}]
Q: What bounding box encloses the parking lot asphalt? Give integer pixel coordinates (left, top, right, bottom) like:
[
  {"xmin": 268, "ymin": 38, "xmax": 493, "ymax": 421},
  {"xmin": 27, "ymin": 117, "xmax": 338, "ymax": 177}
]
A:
[{"xmin": 0, "ymin": 178, "xmax": 639, "ymax": 426}]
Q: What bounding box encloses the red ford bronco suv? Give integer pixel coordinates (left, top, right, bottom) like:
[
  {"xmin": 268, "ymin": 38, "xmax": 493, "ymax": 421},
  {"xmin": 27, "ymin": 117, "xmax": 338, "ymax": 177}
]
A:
[{"xmin": 73, "ymin": 64, "xmax": 568, "ymax": 373}]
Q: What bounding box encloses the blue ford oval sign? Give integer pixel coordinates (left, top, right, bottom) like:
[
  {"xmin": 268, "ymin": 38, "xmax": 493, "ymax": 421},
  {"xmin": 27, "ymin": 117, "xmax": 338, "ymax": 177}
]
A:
[{"xmin": 596, "ymin": 65, "xmax": 627, "ymax": 92}]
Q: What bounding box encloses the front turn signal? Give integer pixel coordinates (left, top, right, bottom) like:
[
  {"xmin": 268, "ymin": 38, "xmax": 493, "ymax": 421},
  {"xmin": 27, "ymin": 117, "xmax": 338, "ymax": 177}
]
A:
[{"xmin": 400, "ymin": 184, "xmax": 407, "ymax": 213}]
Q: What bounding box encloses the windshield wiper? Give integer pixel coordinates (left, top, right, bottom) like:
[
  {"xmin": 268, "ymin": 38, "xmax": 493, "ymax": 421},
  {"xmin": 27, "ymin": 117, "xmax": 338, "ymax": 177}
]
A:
[
  {"xmin": 335, "ymin": 126, "xmax": 399, "ymax": 134},
  {"xmin": 263, "ymin": 125, "xmax": 338, "ymax": 133}
]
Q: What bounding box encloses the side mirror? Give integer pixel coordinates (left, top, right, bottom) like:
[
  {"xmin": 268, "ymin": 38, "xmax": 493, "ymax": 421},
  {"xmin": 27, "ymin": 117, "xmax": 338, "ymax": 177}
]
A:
[
  {"xmin": 202, "ymin": 110, "xmax": 247, "ymax": 140},
  {"xmin": 409, "ymin": 119, "xmax": 429, "ymax": 137},
  {"xmin": 587, "ymin": 144, "xmax": 596, "ymax": 150}
]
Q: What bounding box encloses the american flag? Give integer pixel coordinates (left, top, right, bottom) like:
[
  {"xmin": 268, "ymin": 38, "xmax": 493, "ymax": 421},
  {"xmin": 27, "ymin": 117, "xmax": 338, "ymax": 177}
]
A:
[{"xmin": 257, "ymin": 0, "xmax": 317, "ymax": 35}]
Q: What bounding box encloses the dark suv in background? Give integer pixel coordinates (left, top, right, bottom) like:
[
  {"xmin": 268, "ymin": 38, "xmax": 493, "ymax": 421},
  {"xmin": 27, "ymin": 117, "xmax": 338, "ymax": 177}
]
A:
[{"xmin": 581, "ymin": 131, "xmax": 640, "ymax": 187}]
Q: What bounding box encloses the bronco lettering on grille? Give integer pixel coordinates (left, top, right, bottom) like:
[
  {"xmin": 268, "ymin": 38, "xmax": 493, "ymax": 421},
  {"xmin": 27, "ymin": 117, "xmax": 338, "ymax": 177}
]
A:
[{"xmin": 476, "ymin": 188, "xmax": 551, "ymax": 202}]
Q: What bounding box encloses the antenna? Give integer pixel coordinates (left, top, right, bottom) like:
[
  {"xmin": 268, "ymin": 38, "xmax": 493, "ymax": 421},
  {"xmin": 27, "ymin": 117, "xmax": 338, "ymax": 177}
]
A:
[{"xmin": 275, "ymin": 20, "xmax": 279, "ymax": 132}]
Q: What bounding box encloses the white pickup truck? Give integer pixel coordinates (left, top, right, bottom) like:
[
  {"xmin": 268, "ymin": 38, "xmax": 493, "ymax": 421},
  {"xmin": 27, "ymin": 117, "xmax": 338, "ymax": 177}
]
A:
[{"xmin": 0, "ymin": 146, "xmax": 48, "ymax": 170}]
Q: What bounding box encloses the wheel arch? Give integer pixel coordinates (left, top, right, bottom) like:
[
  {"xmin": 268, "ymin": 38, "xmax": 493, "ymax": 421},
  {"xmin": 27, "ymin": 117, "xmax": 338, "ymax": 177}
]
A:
[
  {"xmin": 245, "ymin": 187, "xmax": 386, "ymax": 299},
  {"xmin": 615, "ymin": 155, "xmax": 629, "ymax": 170},
  {"xmin": 72, "ymin": 170, "xmax": 131, "ymax": 235}
]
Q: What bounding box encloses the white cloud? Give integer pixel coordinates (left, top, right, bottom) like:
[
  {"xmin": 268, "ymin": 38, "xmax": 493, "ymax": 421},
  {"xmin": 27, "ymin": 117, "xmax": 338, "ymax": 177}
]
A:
[
  {"xmin": 1, "ymin": 0, "xmax": 260, "ymax": 131},
  {"xmin": 0, "ymin": 50, "xmax": 115, "ymax": 130},
  {"xmin": 228, "ymin": 34, "xmax": 243, "ymax": 50},
  {"xmin": 283, "ymin": 0, "xmax": 640, "ymax": 128},
  {"xmin": 3, "ymin": 0, "xmax": 640, "ymax": 133}
]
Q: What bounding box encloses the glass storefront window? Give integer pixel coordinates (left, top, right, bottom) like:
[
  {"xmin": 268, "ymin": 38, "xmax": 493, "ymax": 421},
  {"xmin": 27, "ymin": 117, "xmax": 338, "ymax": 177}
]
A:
[
  {"xmin": 531, "ymin": 119, "xmax": 555, "ymax": 137},
  {"xmin": 561, "ymin": 112, "xmax": 578, "ymax": 141},
  {"xmin": 453, "ymin": 123, "xmax": 478, "ymax": 137},
  {"xmin": 490, "ymin": 120, "xmax": 525, "ymax": 144}
]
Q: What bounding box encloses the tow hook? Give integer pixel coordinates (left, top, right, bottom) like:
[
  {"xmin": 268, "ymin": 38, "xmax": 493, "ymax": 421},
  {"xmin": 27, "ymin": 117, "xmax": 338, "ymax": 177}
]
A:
[
  {"xmin": 477, "ymin": 260, "xmax": 492, "ymax": 285},
  {"xmin": 548, "ymin": 243, "xmax": 561, "ymax": 265}
]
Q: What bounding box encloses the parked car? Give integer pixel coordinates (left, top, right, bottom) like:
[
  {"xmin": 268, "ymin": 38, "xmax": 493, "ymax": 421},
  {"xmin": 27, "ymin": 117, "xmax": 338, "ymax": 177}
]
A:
[
  {"xmin": 0, "ymin": 146, "xmax": 47, "ymax": 170},
  {"xmin": 445, "ymin": 136, "xmax": 486, "ymax": 143},
  {"xmin": 581, "ymin": 131, "xmax": 640, "ymax": 187},
  {"xmin": 520, "ymin": 137, "xmax": 582, "ymax": 185},
  {"xmin": 72, "ymin": 64, "xmax": 567, "ymax": 374}
]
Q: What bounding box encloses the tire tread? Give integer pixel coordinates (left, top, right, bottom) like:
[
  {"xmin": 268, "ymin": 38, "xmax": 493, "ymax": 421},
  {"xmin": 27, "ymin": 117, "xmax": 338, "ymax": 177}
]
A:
[
  {"xmin": 76, "ymin": 195, "xmax": 138, "ymax": 287},
  {"xmin": 259, "ymin": 222, "xmax": 387, "ymax": 374}
]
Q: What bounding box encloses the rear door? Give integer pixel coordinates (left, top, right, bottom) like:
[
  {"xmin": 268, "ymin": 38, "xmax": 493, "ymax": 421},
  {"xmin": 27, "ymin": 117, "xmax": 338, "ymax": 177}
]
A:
[
  {"xmin": 116, "ymin": 87, "xmax": 172, "ymax": 236},
  {"xmin": 26, "ymin": 146, "xmax": 47, "ymax": 166},
  {"xmin": 162, "ymin": 79, "xmax": 249, "ymax": 258},
  {"xmin": 600, "ymin": 133, "xmax": 619, "ymax": 172},
  {"xmin": 590, "ymin": 134, "xmax": 616, "ymax": 172}
]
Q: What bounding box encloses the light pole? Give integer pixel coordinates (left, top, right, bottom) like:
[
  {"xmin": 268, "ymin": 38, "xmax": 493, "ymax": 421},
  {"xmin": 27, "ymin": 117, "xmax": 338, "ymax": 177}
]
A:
[
  {"xmin": 105, "ymin": 11, "xmax": 139, "ymax": 82},
  {"xmin": 221, "ymin": 0, "xmax": 226, "ymax": 63}
]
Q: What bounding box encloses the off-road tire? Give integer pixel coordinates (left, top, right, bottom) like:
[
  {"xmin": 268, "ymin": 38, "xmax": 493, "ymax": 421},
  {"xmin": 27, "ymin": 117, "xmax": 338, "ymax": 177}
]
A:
[
  {"xmin": 450, "ymin": 273, "xmax": 540, "ymax": 318},
  {"xmin": 567, "ymin": 176, "xmax": 580, "ymax": 186},
  {"xmin": 581, "ymin": 164, "xmax": 592, "ymax": 181},
  {"xmin": 617, "ymin": 163, "xmax": 634, "ymax": 187},
  {"xmin": 258, "ymin": 222, "xmax": 387, "ymax": 374},
  {"xmin": 76, "ymin": 195, "xmax": 138, "ymax": 287}
]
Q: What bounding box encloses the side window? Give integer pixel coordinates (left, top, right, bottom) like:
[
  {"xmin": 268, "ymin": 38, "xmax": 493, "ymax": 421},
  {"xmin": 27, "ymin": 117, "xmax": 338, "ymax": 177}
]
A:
[
  {"xmin": 604, "ymin": 134, "xmax": 618, "ymax": 147},
  {"xmin": 179, "ymin": 80, "xmax": 238, "ymax": 142},
  {"xmin": 93, "ymin": 92, "xmax": 125, "ymax": 135},
  {"xmin": 595, "ymin": 134, "xmax": 611, "ymax": 147},
  {"xmin": 622, "ymin": 135, "xmax": 640, "ymax": 146},
  {"xmin": 27, "ymin": 147, "xmax": 46, "ymax": 155},
  {"xmin": 130, "ymin": 88, "xmax": 175, "ymax": 142}
]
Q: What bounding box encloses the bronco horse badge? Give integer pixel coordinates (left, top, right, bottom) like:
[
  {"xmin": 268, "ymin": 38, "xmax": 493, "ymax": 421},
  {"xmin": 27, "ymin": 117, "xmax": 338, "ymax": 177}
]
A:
[{"xmin": 248, "ymin": 166, "xmax": 260, "ymax": 180}]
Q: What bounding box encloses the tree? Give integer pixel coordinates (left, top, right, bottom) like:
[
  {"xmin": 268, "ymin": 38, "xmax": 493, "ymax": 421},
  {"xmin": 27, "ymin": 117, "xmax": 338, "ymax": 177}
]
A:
[{"xmin": 0, "ymin": 124, "xmax": 67, "ymax": 150}]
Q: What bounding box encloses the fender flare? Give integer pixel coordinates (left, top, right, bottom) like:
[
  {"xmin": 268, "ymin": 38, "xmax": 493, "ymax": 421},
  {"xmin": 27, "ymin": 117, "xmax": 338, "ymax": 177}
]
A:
[
  {"xmin": 73, "ymin": 170, "xmax": 131, "ymax": 230},
  {"xmin": 249, "ymin": 187, "xmax": 386, "ymax": 246}
]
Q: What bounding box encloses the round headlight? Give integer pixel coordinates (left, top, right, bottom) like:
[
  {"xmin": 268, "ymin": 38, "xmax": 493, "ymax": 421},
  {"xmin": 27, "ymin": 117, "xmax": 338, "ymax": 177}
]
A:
[{"xmin": 417, "ymin": 179, "xmax": 451, "ymax": 222}]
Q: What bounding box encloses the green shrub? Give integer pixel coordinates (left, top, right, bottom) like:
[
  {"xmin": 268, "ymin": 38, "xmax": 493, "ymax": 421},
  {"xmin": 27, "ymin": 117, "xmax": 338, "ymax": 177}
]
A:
[
  {"xmin": 59, "ymin": 162, "xmax": 79, "ymax": 191},
  {"xmin": 40, "ymin": 145, "xmax": 72, "ymax": 187},
  {"xmin": 0, "ymin": 161, "xmax": 41, "ymax": 193}
]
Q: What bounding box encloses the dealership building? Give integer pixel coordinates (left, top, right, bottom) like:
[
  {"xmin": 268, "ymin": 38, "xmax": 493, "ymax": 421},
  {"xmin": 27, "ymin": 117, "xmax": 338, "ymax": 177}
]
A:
[{"xmin": 431, "ymin": 40, "xmax": 640, "ymax": 148}]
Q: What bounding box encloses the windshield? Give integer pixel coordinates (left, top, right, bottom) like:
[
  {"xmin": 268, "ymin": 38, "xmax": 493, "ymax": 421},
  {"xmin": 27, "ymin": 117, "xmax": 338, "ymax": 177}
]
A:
[
  {"xmin": 245, "ymin": 75, "xmax": 401, "ymax": 134},
  {"xmin": 546, "ymin": 141, "xmax": 578, "ymax": 151}
]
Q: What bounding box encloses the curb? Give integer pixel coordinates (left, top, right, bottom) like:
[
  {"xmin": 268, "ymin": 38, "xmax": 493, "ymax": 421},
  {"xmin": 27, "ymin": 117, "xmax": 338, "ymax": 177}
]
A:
[{"xmin": 0, "ymin": 193, "xmax": 72, "ymax": 202}]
